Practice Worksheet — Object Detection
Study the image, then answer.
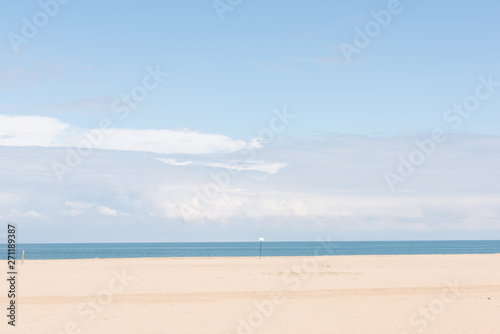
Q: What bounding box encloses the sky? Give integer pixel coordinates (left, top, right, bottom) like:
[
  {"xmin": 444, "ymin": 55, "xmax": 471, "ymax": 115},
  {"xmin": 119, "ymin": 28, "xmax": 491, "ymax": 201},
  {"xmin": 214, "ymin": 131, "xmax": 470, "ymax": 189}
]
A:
[{"xmin": 0, "ymin": 0, "xmax": 499, "ymax": 243}]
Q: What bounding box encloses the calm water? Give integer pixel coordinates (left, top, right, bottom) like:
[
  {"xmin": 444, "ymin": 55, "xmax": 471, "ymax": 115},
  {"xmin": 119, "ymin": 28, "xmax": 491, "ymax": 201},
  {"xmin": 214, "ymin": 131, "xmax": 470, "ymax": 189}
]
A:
[{"xmin": 2, "ymin": 240, "xmax": 500, "ymax": 260}]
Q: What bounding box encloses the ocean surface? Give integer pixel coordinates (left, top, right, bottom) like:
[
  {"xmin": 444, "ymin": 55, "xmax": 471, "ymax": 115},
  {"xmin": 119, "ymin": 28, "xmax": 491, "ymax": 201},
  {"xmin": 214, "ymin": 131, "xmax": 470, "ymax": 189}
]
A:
[{"xmin": 2, "ymin": 240, "xmax": 500, "ymax": 260}]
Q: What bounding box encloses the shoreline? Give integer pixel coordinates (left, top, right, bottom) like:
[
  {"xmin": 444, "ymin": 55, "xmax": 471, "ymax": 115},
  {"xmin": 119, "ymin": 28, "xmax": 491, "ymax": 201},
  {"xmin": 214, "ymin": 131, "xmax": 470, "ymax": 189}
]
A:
[{"xmin": 4, "ymin": 252, "xmax": 500, "ymax": 261}]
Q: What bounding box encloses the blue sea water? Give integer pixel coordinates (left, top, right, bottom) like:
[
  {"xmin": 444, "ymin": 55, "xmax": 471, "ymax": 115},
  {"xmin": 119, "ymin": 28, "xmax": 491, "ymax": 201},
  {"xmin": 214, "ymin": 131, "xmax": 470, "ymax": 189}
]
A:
[{"xmin": 2, "ymin": 240, "xmax": 500, "ymax": 260}]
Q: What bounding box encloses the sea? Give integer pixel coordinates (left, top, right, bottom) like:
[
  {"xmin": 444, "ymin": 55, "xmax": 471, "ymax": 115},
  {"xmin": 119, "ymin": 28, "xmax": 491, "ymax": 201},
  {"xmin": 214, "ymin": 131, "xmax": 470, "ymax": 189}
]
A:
[{"xmin": 2, "ymin": 240, "xmax": 500, "ymax": 260}]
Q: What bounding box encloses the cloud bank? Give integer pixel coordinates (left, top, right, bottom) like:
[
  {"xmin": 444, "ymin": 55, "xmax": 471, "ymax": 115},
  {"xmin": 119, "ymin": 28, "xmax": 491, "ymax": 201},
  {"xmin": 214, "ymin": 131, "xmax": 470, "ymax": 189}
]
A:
[{"xmin": 0, "ymin": 131, "xmax": 499, "ymax": 242}]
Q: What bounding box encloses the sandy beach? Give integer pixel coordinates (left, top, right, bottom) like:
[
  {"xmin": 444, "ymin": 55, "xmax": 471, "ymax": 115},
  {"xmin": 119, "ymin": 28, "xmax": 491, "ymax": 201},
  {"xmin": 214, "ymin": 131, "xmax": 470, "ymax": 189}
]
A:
[{"xmin": 1, "ymin": 254, "xmax": 499, "ymax": 333}]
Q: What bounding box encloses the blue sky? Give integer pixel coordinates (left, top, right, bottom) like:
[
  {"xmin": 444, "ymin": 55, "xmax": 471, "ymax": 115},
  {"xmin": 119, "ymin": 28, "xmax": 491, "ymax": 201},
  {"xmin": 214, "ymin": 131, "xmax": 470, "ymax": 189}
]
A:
[{"xmin": 1, "ymin": 0, "xmax": 499, "ymax": 242}]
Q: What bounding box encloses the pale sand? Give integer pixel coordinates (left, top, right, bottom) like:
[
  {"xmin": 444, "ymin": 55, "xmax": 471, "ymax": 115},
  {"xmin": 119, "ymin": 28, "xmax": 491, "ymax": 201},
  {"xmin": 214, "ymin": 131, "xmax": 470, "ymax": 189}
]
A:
[{"xmin": 1, "ymin": 254, "xmax": 500, "ymax": 333}]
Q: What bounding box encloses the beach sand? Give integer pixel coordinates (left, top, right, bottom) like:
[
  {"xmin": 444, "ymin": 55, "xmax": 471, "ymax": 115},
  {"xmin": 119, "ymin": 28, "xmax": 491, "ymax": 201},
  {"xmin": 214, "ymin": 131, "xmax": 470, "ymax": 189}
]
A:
[{"xmin": 1, "ymin": 254, "xmax": 499, "ymax": 333}]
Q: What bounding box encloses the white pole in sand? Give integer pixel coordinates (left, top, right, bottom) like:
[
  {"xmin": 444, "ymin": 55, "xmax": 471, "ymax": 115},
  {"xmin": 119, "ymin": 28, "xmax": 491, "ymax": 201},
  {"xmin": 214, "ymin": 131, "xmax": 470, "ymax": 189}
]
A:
[
  {"xmin": 259, "ymin": 238, "xmax": 264, "ymax": 259},
  {"xmin": 22, "ymin": 250, "xmax": 25, "ymax": 265}
]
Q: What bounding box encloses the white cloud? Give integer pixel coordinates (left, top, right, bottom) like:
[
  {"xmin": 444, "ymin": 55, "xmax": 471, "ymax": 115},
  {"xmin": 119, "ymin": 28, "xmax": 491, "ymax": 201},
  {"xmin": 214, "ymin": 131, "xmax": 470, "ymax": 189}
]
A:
[
  {"xmin": 100, "ymin": 128, "xmax": 257, "ymax": 154},
  {"xmin": 0, "ymin": 115, "xmax": 259, "ymax": 155},
  {"xmin": 97, "ymin": 206, "xmax": 118, "ymax": 216},
  {"xmin": 64, "ymin": 201, "xmax": 94, "ymax": 216},
  {"xmin": 158, "ymin": 189, "xmax": 500, "ymax": 230},
  {"xmin": 158, "ymin": 158, "xmax": 194, "ymax": 167},
  {"xmin": 1, "ymin": 209, "xmax": 47, "ymax": 220},
  {"xmin": 158, "ymin": 158, "xmax": 288, "ymax": 174},
  {"xmin": 0, "ymin": 115, "xmax": 70, "ymax": 147},
  {"xmin": 64, "ymin": 201, "xmax": 126, "ymax": 217}
]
